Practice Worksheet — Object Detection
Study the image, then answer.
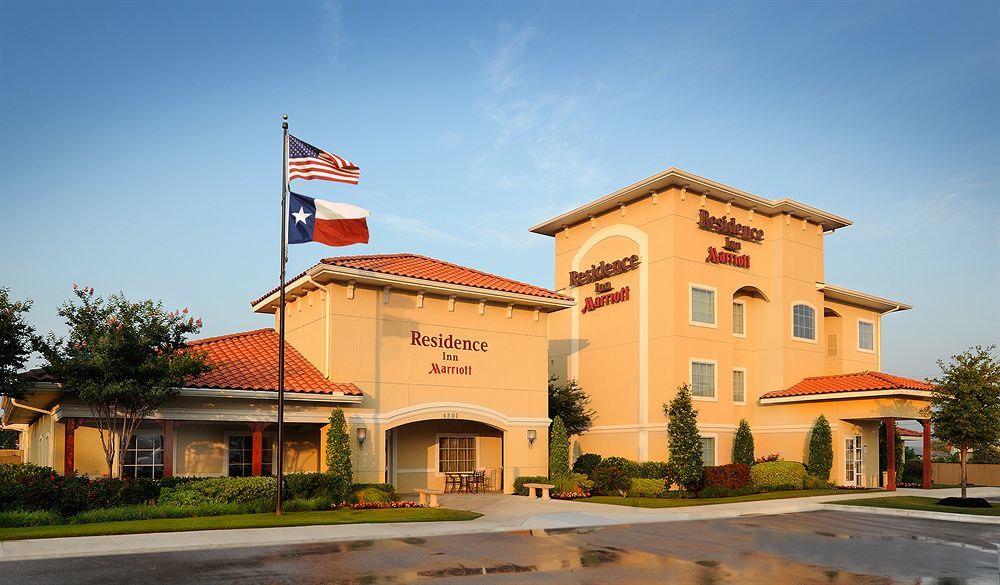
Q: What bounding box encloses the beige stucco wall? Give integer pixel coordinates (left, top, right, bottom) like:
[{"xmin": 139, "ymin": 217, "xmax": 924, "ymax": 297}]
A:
[
  {"xmin": 278, "ymin": 278, "xmax": 556, "ymax": 493},
  {"xmin": 548, "ymin": 186, "xmax": 926, "ymax": 482}
]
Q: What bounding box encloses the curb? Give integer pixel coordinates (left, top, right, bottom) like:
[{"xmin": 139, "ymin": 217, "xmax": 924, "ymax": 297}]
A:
[{"xmin": 821, "ymin": 503, "xmax": 1000, "ymax": 525}]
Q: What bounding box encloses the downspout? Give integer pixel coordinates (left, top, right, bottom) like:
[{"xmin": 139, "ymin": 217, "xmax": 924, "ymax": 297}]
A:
[{"xmin": 877, "ymin": 304, "xmax": 903, "ymax": 372}]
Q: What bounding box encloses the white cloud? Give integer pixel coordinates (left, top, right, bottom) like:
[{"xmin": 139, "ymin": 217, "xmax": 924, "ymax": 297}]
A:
[
  {"xmin": 320, "ymin": 0, "xmax": 348, "ymax": 64},
  {"xmin": 374, "ymin": 213, "xmax": 460, "ymax": 242}
]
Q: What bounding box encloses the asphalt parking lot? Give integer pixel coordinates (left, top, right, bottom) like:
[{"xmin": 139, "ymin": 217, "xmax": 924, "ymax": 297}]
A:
[{"xmin": 4, "ymin": 511, "xmax": 999, "ymax": 584}]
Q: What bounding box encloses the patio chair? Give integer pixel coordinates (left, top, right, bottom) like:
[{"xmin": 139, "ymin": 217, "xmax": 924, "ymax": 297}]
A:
[{"xmin": 445, "ymin": 472, "xmax": 462, "ymax": 493}]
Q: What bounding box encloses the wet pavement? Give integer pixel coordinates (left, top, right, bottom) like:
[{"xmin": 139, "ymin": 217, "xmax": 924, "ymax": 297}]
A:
[{"xmin": 4, "ymin": 511, "xmax": 998, "ymax": 584}]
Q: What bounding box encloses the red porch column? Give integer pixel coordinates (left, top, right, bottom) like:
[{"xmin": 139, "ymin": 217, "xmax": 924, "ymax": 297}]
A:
[
  {"xmin": 249, "ymin": 422, "xmax": 266, "ymax": 476},
  {"xmin": 885, "ymin": 417, "xmax": 896, "ymax": 491},
  {"xmin": 63, "ymin": 418, "xmax": 80, "ymax": 476},
  {"xmin": 921, "ymin": 419, "xmax": 932, "ymax": 489},
  {"xmin": 161, "ymin": 421, "xmax": 178, "ymax": 478}
]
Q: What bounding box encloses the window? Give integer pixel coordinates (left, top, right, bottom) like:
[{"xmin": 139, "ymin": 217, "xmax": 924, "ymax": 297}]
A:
[
  {"xmin": 228, "ymin": 435, "xmax": 273, "ymax": 477},
  {"xmin": 438, "ymin": 435, "xmax": 476, "ymax": 473},
  {"xmin": 792, "ymin": 303, "xmax": 816, "ymax": 341},
  {"xmin": 732, "ymin": 301, "xmax": 746, "ymax": 336},
  {"xmin": 690, "ymin": 286, "xmax": 716, "ymax": 326},
  {"xmin": 732, "ymin": 369, "xmax": 746, "ymax": 403},
  {"xmin": 122, "ymin": 433, "xmax": 164, "ymax": 479},
  {"xmin": 700, "ymin": 437, "xmax": 716, "ymax": 466},
  {"xmin": 691, "ymin": 360, "xmax": 716, "ymax": 398},
  {"xmin": 858, "ymin": 320, "xmax": 874, "ymax": 352}
]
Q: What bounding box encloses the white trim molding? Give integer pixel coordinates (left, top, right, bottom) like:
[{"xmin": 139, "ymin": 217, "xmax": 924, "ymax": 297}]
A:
[{"xmin": 179, "ymin": 388, "xmax": 363, "ymax": 403}]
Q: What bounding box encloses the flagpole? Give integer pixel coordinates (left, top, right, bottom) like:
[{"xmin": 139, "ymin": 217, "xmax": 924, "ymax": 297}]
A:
[{"xmin": 276, "ymin": 114, "xmax": 289, "ymax": 516}]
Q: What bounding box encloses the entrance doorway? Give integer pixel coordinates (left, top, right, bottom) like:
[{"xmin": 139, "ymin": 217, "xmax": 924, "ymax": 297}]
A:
[{"xmin": 845, "ymin": 435, "xmax": 863, "ymax": 486}]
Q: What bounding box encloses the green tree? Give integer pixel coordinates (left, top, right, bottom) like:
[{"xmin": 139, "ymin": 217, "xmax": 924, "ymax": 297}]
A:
[
  {"xmin": 0, "ymin": 288, "xmax": 36, "ymax": 400},
  {"xmin": 0, "ymin": 430, "xmax": 18, "ymax": 449},
  {"xmin": 807, "ymin": 415, "xmax": 834, "ymax": 481},
  {"xmin": 325, "ymin": 407, "xmax": 353, "ymax": 502},
  {"xmin": 969, "ymin": 445, "xmax": 1000, "ymax": 464},
  {"xmin": 665, "ymin": 384, "xmax": 703, "ymax": 493},
  {"xmin": 549, "ymin": 415, "xmax": 570, "ymax": 480},
  {"xmin": 923, "ymin": 345, "xmax": 1000, "ymax": 498},
  {"xmin": 878, "ymin": 421, "xmax": 905, "ymax": 477},
  {"xmin": 548, "ymin": 377, "xmax": 595, "ymax": 436},
  {"xmin": 39, "ymin": 286, "xmax": 210, "ymax": 476},
  {"xmin": 732, "ymin": 419, "xmax": 754, "ymax": 466}
]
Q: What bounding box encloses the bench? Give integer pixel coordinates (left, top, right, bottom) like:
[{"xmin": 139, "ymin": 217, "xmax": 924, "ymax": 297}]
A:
[
  {"xmin": 415, "ymin": 488, "xmax": 443, "ymax": 508},
  {"xmin": 523, "ymin": 483, "xmax": 556, "ymax": 501}
]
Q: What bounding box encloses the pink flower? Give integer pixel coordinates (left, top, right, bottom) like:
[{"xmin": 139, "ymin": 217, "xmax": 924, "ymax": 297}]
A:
[{"xmin": 182, "ymin": 308, "xmax": 188, "ymax": 314}]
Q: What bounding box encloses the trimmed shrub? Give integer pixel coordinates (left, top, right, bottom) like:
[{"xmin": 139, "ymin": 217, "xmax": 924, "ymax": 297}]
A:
[
  {"xmin": 513, "ymin": 475, "xmax": 549, "ymax": 496},
  {"xmin": 284, "ymin": 473, "xmax": 336, "ymax": 501},
  {"xmin": 282, "ymin": 497, "xmax": 333, "ymax": 513},
  {"xmin": 750, "ymin": 461, "xmax": 807, "ymax": 488},
  {"xmin": 627, "ymin": 478, "xmax": 667, "ymax": 498},
  {"xmin": 970, "ymin": 446, "xmax": 1000, "ymax": 464},
  {"xmin": 901, "ymin": 459, "xmax": 925, "ymax": 484},
  {"xmin": 665, "ymin": 385, "xmax": 703, "ymax": 493},
  {"xmin": 703, "ymin": 464, "xmax": 751, "ymax": 490},
  {"xmin": 158, "ymin": 476, "xmax": 277, "ymax": 506},
  {"xmin": 754, "ymin": 453, "xmax": 781, "ymax": 464},
  {"xmin": 732, "ymin": 420, "xmax": 755, "ymax": 466},
  {"xmin": 802, "ymin": 475, "xmax": 832, "ymax": 490},
  {"xmin": 598, "ymin": 456, "xmax": 640, "ymax": 478},
  {"xmin": 554, "ymin": 473, "xmax": 593, "ymax": 495},
  {"xmin": 807, "ymin": 415, "xmax": 834, "ymax": 481},
  {"xmin": 572, "ymin": 453, "xmax": 602, "ymax": 477},
  {"xmin": 549, "ymin": 416, "xmax": 570, "ymax": 480},
  {"xmin": 351, "ymin": 483, "xmax": 399, "ymax": 501},
  {"xmin": 352, "ymin": 487, "xmax": 391, "ymax": 504},
  {"xmin": 326, "ymin": 408, "xmax": 354, "ymax": 503},
  {"xmin": 637, "ymin": 460, "xmax": 671, "ymax": 480},
  {"xmin": 591, "ymin": 466, "xmax": 631, "ymax": 496}
]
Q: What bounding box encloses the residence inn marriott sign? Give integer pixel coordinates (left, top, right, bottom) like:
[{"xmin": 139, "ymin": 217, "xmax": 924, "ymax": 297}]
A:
[{"xmin": 5, "ymin": 168, "xmax": 936, "ymax": 493}]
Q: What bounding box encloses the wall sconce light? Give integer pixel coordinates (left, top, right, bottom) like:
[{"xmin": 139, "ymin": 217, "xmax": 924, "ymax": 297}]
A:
[
  {"xmin": 527, "ymin": 429, "xmax": 537, "ymax": 447},
  {"xmin": 356, "ymin": 426, "xmax": 368, "ymax": 448}
]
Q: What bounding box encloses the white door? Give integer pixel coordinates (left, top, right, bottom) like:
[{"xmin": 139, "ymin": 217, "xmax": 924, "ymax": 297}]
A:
[{"xmin": 844, "ymin": 435, "xmax": 863, "ymax": 486}]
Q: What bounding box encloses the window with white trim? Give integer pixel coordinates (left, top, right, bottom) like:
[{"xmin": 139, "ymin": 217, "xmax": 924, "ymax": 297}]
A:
[
  {"xmin": 122, "ymin": 433, "xmax": 164, "ymax": 479},
  {"xmin": 732, "ymin": 369, "xmax": 746, "ymax": 403},
  {"xmin": 700, "ymin": 437, "xmax": 716, "ymax": 466},
  {"xmin": 858, "ymin": 320, "xmax": 874, "ymax": 351},
  {"xmin": 691, "ymin": 286, "xmax": 716, "ymax": 326},
  {"xmin": 438, "ymin": 435, "xmax": 476, "ymax": 473},
  {"xmin": 228, "ymin": 435, "xmax": 273, "ymax": 477},
  {"xmin": 792, "ymin": 304, "xmax": 816, "ymax": 340},
  {"xmin": 732, "ymin": 301, "xmax": 746, "ymax": 336},
  {"xmin": 691, "ymin": 360, "xmax": 716, "ymax": 398}
]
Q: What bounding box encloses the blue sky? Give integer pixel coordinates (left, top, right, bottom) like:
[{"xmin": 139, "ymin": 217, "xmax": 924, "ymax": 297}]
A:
[{"xmin": 1, "ymin": 1, "xmax": 997, "ymax": 379}]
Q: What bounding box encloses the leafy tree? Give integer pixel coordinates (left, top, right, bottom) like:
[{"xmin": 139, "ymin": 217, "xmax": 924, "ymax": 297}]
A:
[
  {"xmin": 732, "ymin": 419, "xmax": 754, "ymax": 466},
  {"xmin": 807, "ymin": 415, "xmax": 834, "ymax": 481},
  {"xmin": 922, "ymin": 345, "xmax": 1000, "ymax": 498},
  {"xmin": 878, "ymin": 421, "xmax": 905, "ymax": 478},
  {"xmin": 665, "ymin": 384, "xmax": 703, "ymax": 493},
  {"xmin": 38, "ymin": 286, "xmax": 210, "ymax": 476},
  {"xmin": 0, "ymin": 430, "xmax": 18, "ymax": 449},
  {"xmin": 969, "ymin": 445, "xmax": 1000, "ymax": 464},
  {"xmin": 549, "ymin": 415, "xmax": 570, "ymax": 480},
  {"xmin": 325, "ymin": 407, "xmax": 353, "ymax": 502},
  {"xmin": 0, "ymin": 288, "xmax": 36, "ymax": 400},
  {"xmin": 548, "ymin": 377, "xmax": 595, "ymax": 436}
]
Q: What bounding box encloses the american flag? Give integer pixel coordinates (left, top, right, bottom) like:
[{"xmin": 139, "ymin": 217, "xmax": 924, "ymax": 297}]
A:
[{"xmin": 287, "ymin": 134, "xmax": 360, "ymax": 184}]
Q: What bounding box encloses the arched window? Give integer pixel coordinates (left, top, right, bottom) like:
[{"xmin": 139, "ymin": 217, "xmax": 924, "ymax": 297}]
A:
[{"xmin": 792, "ymin": 303, "xmax": 816, "ymax": 341}]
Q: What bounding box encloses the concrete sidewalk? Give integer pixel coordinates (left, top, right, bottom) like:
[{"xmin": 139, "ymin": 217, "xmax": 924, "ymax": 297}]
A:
[{"xmin": 1, "ymin": 487, "xmax": 997, "ymax": 562}]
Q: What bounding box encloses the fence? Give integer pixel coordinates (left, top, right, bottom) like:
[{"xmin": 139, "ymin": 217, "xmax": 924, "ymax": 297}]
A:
[
  {"xmin": 931, "ymin": 463, "xmax": 1000, "ymax": 487},
  {"xmin": 0, "ymin": 450, "xmax": 23, "ymax": 465}
]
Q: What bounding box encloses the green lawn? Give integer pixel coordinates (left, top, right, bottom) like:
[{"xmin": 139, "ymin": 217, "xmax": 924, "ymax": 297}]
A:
[
  {"xmin": 832, "ymin": 496, "xmax": 1000, "ymax": 516},
  {"xmin": 0, "ymin": 508, "xmax": 481, "ymax": 541},
  {"xmin": 579, "ymin": 489, "xmax": 878, "ymax": 508}
]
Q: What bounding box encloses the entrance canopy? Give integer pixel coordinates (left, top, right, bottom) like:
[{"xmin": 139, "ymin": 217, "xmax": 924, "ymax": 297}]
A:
[{"xmin": 759, "ymin": 371, "xmax": 934, "ymax": 405}]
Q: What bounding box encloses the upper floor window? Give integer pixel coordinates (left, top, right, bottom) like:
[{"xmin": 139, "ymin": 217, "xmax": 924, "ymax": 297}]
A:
[
  {"xmin": 732, "ymin": 368, "xmax": 746, "ymax": 404},
  {"xmin": 691, "ymin": 360, "xmax": 717, "ymax": 399},
  {"xmin": 732, "ymin": 301, "xmax": 746, "ymax": 336},
  {"xmin": 858, "ymin": 319, "xmax": 875, "ymax": 352},
  {"xmin": 690, "ymin": 285, "xmax": 716, "ymax": 326},
  {"xmin": 792, "ymin": 303, "xmax": 816, "ymax": 341}
]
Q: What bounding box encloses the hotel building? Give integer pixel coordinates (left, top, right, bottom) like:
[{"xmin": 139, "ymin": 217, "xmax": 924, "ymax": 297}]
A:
[{"xmin": 3, "ymin": 168, "xmax": 934, "ymax": 492}]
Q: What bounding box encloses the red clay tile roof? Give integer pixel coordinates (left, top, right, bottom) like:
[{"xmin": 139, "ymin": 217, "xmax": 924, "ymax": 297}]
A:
[
  {"xmin": 185, "ymin": 329, "xmax": 361, "ymax": 395},
  {"xmin": 895, "ymin": 427, "xmax": 923, "ymax": 438},
  {"xmin": 252, "ymin": 253, "xmax": 572, "ymax": 306},
  {"xmin": 761, "ymin": 371, "xmax": 934, "ymax": 400}
]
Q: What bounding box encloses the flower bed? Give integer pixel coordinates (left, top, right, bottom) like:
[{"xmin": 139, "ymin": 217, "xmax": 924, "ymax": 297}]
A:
[
  {"xmin": 350, "ymin": 500, "xmax": 424, "ymax": 510},
  {"xmin": 551, "ymin": 491, "xmax": 590, "ymax": 500}
]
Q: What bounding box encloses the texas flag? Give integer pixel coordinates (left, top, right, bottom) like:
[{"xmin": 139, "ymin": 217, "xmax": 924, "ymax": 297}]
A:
[{"xmin": 288, "ymin": 192, "xmax": 369, "ymax": 247}]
